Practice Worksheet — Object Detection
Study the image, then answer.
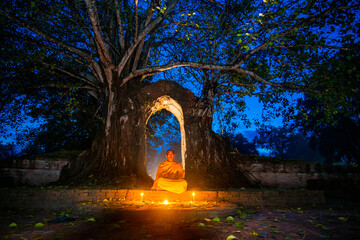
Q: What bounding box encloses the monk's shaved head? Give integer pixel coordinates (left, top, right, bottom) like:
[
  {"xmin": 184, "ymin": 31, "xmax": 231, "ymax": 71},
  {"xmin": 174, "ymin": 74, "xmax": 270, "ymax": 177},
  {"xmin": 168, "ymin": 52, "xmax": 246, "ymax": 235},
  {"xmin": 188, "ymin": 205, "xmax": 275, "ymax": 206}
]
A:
[{"xmin": 166, "ymin": 149, "xmax": 175, "ymax": 155}]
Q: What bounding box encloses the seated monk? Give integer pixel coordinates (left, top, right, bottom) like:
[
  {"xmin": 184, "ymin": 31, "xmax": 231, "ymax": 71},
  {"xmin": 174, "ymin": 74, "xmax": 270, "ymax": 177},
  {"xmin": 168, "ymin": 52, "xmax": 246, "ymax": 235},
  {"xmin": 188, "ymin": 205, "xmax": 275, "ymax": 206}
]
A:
[{"xmin": 151, "ymin": 149, "xmax": 187, "ymax": 194}]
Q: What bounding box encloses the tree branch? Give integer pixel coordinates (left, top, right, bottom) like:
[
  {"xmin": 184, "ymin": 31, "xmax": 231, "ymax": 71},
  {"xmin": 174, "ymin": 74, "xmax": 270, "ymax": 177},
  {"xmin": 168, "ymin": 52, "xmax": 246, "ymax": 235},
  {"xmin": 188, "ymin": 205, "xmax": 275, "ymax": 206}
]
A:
[
  {"xmin": 1, "ymin": 10, "xmax": 91, "ymax": 63},
  {"xmin": 233, "ymin": 1, "xmax": 351, "ymax": 68},
  {"xmin": 116, "ymin": 0, "xmax": 180, "ymax": 76},
  {"xmin": 114, "ymin": 0, "xmax": 125, "ymax": 50},
  {"xmin": 134, "ymin": 0, "xmax": 139, "ymax": 40},
  {"xmin": 84, "ymin": 0, "xmax": 115, "ymax": 70}
]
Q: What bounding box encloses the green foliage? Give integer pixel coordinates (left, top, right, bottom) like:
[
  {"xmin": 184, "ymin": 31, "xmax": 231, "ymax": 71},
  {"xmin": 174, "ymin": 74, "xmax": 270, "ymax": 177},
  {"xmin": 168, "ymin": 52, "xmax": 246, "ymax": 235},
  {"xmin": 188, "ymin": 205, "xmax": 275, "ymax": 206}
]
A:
[
  {"xmin": 1, "ymin": 0, "xmax": 359, "ymax": 160},
  {"xmin": 295, "ymin": 51, "xmax": 360, "ymax": 165}
]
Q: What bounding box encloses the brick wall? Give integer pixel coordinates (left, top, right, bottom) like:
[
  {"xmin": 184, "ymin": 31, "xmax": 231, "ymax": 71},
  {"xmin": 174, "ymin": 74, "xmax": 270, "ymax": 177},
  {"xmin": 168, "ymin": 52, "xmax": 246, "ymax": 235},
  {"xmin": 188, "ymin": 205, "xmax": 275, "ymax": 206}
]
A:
[
  {"xmin": 237, "ymin": 159, "xmax": 360, "ymax": 188},
  {"xmin": 0, "ymin": 158, "xmax": 69, "ymax": 186},
  {"xmin": 1, "ymin": 157, "xmax": 359, "ymax": 189}
]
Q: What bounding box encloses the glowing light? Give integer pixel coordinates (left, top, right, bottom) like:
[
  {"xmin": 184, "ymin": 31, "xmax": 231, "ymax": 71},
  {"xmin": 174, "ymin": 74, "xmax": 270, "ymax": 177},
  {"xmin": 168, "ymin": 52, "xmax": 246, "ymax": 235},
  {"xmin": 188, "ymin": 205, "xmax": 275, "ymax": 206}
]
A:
[
  {"xmin": 140, "ymin": 192, "xmax": 143, "ymax": 202},
  {"xmin": 192, "ymin": 192, "xmax": 195, "ymax": 202},
  {"xmin": 163, "ymin": 200, "xmax": 169, "ymax": 205}
]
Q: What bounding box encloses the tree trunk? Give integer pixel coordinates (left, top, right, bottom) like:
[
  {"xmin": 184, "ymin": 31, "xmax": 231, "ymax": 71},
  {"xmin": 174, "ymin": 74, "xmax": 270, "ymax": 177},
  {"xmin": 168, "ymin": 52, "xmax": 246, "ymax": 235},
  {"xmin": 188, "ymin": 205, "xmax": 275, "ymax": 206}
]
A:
[{"xmin": 60, "ymin": 80, "xmax": 251, "ymax": 189}]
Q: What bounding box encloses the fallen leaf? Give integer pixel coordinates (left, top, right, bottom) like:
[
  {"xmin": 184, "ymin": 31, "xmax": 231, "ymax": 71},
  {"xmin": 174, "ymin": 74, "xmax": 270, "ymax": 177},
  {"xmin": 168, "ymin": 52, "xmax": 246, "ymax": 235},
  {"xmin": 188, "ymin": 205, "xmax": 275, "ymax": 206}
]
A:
[
  {"xmin": 308, "ymin": 220, "xmax": 317, "ymax": 224},
  {"xmin": 226, "ymin": 216, "xmax": 234, "ymax": 223},
  {"xmin": 34, "ymin": 223, "xmax": 44, "ymax": 228},
  {"xmin": 86, "ymin": 217, "xmax": 96, "ymax": 223},
  {"xmin": 226, "ymin": 235, "xmax": 238, "ymax": 240},
  {"xmin": 204, "ymin": 218, "xmax": 211, "ymax": 222},
  {"xmin": 9, "ymin": 223, "xmax": 17, "ymax": 228},
  {"xmin": 315, "ymin": 223, "xmax": 329, "ymax": 230},
  {"xmin": 338, "ymin": 217, "xmax": 348, "ymax": 222},
  {"xmin": 198, "ymin": 223, "xmax": 205, "ymax": 227},
  {"xmin": 212, "ymin": 217, "xmax": 220, "ymax": 222}
]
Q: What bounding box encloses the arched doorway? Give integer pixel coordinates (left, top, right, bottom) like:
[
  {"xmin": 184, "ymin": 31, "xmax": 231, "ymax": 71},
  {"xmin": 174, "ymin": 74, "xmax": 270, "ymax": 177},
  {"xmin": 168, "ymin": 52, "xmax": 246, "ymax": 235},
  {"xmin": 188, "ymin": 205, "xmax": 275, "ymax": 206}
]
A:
[
  {"xmin": 145, "ymin": 109, "xmax": 181, "ymax": 179},
  {"xmin": 145, "ymin": 96, "xmax": 186, "ymax": 172}
]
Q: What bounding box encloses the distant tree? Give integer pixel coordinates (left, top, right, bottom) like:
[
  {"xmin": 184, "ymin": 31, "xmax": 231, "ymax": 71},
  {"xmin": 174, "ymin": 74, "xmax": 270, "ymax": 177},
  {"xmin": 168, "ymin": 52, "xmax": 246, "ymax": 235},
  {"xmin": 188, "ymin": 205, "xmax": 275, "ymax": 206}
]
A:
[
  {"xmin": 282, "ymin": 134, "xmax": 324, "ymax": 163},
  {"xmin": 0, "ymin": 142, "xmax": 18, "ymax": 161},
  {"xmin": 296, "ymin": 98, "xmax": 360, "ymax": 165},
  {"xmin": 255, "ymin": 125, "xmax": 323, "ymax": 162},
  {"xmin": 295, "ymin": 51, "xmax": 360, "ymax": 165},
  {"xmin": 255, "ymin": 126, "xmax": 289, "ymax": 157},
  {"xmin": 224, "ymin": 133, "xmax": 258, "ymax": 155}
]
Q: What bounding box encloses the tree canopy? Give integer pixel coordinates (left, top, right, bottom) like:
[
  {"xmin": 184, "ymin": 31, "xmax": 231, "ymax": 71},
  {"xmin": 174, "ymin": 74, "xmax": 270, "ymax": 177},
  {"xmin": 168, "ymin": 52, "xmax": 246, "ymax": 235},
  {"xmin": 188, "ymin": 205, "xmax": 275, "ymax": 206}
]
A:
[{"xmin": 0, "ymin": 0, "xmax": 359, "ymax": 167}]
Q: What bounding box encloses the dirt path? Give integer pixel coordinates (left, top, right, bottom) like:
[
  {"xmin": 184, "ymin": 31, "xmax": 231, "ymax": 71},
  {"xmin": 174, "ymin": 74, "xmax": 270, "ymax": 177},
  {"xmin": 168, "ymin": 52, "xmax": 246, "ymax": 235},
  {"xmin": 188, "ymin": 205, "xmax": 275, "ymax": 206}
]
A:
[{"xmin": 1, "ymin": 199, "xmax": 360, "ymax": 240}]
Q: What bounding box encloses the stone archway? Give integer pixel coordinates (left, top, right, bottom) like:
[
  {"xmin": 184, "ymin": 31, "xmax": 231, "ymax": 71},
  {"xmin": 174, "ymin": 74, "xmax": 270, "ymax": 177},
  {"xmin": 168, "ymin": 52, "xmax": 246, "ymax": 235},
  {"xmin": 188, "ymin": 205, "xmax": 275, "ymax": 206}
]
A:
[
  {"xmin": 145, "ymin": 95, "xmax": 186, "ymax": 169},
  {"xmin": 60, "ymin": 79, "xmax": 250, "ymax": 188},
  {"xmin": 134, "ymin": 80, "xmax": 248, "ymax": 188}
]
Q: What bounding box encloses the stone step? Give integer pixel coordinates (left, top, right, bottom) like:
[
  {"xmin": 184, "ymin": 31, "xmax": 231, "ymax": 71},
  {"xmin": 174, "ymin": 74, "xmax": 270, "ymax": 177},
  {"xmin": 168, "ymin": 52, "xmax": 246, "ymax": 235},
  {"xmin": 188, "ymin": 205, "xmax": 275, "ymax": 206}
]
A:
[{"xmin": 0, "ymin": 188, "xmax": 326, "ymax": 209}]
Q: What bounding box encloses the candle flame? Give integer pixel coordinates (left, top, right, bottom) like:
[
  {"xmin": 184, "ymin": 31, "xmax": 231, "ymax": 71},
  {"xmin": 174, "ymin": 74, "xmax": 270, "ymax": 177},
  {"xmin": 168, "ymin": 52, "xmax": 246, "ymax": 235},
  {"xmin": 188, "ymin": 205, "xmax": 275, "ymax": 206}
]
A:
[
  {"xmin": 192, "ymin": 192, "xmax": 195, "ymax": 196},
  {"xmin": 141, "ymin": 192, "xmax": 144, "ymax": 196},
  {"xmin": 163, "ymin": 200, "xmax": 169, "ymax": 204}
]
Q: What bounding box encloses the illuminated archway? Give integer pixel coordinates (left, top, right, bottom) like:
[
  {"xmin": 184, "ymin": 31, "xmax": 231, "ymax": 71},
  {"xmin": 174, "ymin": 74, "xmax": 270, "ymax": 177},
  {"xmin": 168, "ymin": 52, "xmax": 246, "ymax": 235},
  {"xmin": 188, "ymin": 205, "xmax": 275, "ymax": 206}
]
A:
[{"xmin": 145, "ymin": 95, "xmax": 186, "ymax": 169}]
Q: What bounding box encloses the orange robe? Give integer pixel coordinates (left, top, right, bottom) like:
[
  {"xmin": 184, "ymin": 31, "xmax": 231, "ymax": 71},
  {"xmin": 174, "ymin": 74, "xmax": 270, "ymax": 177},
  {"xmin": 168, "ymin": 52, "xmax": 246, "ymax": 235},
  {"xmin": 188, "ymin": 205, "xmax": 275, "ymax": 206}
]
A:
[{"xmin": 151, "ymin": 159, "xmax": 187, "ymax": 194}]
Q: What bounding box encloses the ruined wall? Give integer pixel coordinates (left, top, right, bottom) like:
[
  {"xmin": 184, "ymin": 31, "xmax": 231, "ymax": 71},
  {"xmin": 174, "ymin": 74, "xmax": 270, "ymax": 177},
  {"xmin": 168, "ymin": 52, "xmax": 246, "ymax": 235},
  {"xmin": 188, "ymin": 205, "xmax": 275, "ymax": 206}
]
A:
[
  {"xmin": 1, "ymin": 155, "xmax": 359, "ymax": 188},
  {"xmin": 0, "ymin": 158, "xmax": 69, "ymax": 186},
  {"xmin": 235, "ymin": 154, "xmax": 360, "ymax": 188}
]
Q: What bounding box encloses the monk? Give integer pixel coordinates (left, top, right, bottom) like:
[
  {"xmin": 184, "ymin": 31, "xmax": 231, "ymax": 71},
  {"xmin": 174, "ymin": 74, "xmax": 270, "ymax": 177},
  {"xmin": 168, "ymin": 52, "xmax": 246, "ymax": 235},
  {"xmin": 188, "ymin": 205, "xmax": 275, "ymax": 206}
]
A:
[{"xmin": 151, "ymin": 149, "xmax": 187, "ymax": 194}]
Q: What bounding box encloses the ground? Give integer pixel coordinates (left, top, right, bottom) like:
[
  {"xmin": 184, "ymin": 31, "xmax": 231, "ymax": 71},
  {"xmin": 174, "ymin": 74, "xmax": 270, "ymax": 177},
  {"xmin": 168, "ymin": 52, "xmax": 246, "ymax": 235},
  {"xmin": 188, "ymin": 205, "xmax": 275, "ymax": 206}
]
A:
[{"xmin": 1, "ymin": 198, "xmax": 360, "ymax": 240}]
